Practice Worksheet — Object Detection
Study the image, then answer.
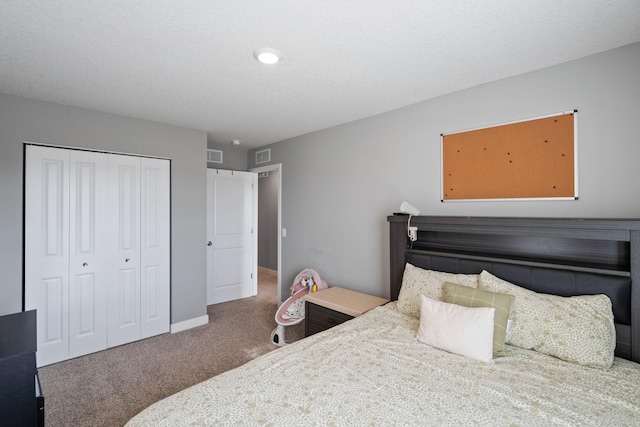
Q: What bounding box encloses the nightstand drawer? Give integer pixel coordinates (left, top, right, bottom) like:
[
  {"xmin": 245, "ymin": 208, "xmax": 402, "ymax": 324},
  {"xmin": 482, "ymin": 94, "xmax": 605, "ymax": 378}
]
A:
[{"xmin": 305, "ymin": 302, "xmax": 354, "ymax": 336}]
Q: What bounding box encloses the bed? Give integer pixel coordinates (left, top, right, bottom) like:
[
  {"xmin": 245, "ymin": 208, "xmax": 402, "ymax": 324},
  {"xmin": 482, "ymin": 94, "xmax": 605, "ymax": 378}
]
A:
[{"xmin": 126, "ymin": 216, "xmax": 640, "ymax": 426}]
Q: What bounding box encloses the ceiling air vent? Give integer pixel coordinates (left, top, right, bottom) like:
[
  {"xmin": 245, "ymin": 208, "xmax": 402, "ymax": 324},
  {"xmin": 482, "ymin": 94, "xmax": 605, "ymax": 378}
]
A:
[
  {"xmin": 255, "ymin": 148, "xmax": 271, "ymax": 164},
  {"xmin": 207, "ymin": 149, "xmax": 223, "ymax": 164}
]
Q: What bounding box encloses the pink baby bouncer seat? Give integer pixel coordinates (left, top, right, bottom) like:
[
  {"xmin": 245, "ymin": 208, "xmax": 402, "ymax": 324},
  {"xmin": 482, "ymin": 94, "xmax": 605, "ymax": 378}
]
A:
[{"xmin": 270, "ymin": 269, "xmax": 328, "ymax": 346}]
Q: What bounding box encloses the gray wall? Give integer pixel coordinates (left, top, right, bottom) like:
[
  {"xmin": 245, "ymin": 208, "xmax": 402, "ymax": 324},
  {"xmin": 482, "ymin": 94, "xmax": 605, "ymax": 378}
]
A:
[
  {"xmin": 0, "ymin": 93, "xmax": 208, "ymax": 324},
  {"xmin": 248, "ymin": 42, "xmax": 640, "ymax": 300},
  {"xmin": 207, "ymin": 140, "xmax": 248, "ymax": 171},
  {"xmin": 258, "ymin": 169, "xmax": 279, "ymax": 270}
]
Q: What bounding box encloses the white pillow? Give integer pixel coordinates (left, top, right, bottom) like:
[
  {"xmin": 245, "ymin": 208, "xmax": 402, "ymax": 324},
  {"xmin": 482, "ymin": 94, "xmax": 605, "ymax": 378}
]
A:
[
  {"xmin": 397, "ymin": 263, "xmax": 479, "ymax": 318},
  {"xmin": 479, "ymin": 270, "xmax": 616, "ymax": 369},
  {"xmin": 416, "ymin": 295, "xmax": 495, "ymax": 363}
]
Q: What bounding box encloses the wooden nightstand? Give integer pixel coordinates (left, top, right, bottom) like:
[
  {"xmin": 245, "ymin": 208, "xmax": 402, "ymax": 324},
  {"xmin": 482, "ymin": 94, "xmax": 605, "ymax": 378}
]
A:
[{"xmin": 304, "ymin": 287, "xmax": 389, "ymax": 337}]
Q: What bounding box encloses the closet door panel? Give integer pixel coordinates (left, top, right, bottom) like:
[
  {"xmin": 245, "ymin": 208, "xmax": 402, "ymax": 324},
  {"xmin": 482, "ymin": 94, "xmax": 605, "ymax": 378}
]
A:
[
  {"xmin": 40, "ymin": 276, "xmax": 67, "ymax": 360},
  {"xmin": 118, "ymin": 269, "xmax": 139, "ymax": 324},
  {"xmin": 140, "ymin": 158, "xmax": 170, "ymax": 338},
  {"xmin": 107, "ymin": 154, "xmax": 142, "ymax": 347},
  {"xmin": 69, "ymin": 151, "xmax": 108, "ymax": 358},
  {"xmin": 25, "ymin": 145, "xmax": 70, "ymax": 366}
]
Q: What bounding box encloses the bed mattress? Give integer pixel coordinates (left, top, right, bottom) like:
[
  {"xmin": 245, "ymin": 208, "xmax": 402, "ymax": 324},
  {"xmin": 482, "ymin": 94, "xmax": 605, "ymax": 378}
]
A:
[{"xmin": 126, "ymin": 302, "xmax": 640, "ymax": 426}]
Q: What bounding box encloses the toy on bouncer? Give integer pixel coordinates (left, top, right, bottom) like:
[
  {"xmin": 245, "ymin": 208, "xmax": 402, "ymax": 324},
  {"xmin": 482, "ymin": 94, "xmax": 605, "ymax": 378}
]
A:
[{"xmin": 270, "ymin": 268, "xmax": 328, "ymax": 346}]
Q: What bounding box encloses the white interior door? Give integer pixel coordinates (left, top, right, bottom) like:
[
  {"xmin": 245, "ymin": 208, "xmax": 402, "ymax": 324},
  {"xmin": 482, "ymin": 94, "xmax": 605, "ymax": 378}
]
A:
[
  {"xmin": 25, "ymin": 145, "xmax": 71, "ymax": 366},
  {"xmin": 107, "ymin": 154, "xmax": 142, "ymax": 347},
  {"xmin": 68, "ymin": 150, "xmax": 109, "ymax": 358},
  {"xmin": 139, "ymin": 157, "xmax": 170, "ymax": 338},
  {"xmin": 207, "ymin": 169, "xmax": 257, "ymax": 304}
]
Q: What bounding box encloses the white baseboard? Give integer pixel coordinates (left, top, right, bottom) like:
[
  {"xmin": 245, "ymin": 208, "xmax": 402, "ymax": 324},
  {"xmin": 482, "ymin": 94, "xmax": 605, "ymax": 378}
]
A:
[{"xmin": 170, "ymin": 314, "xmax": 209, "ymax": 333}]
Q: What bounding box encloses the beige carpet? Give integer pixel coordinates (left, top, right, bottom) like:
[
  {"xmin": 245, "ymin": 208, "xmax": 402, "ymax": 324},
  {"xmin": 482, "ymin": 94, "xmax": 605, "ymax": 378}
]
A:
[{"xmin": 39, "ymin": 268, "xmax": 304, "ymax": 427}]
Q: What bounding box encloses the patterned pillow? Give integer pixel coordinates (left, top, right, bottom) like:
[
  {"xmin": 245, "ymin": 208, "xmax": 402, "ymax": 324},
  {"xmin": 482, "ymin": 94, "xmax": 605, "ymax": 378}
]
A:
[
  {"xmin": 397, "ymin": 263, "xmax": 479, "ymax": 319},
  {"xmin": 442, "ymin": 282, "xmax": 514, "ymax": 357},
  {"xmin": 478, "ymin": 270, "xmax": 616, "ymax": 368},
  {"xmin": 417, "ymin": 295, "xmax": 495, "ymax": 363}
]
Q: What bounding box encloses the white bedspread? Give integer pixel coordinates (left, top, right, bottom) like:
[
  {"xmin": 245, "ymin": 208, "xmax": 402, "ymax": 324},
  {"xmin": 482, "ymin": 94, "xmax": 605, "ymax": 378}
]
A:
[{"xmin": 126, "ymin": 303, "xmax": 640, "ymax": 426}]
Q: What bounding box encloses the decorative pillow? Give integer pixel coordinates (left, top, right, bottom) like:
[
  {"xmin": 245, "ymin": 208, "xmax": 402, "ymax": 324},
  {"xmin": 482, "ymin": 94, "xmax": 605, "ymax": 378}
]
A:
[
  {"xmin": 442, "ymin": 282, "xmax": 514, "ymax": 357},
  {"xmin": 397, "ymin": 263, "xmax": 479, "ymax": 318},
  {"xmin": 416, "ymin": 295, "xmax": 495, "ymax": 363},
  {"xmin": 478, "ymin": 270, "xmax": 616, "ymax": 368}
]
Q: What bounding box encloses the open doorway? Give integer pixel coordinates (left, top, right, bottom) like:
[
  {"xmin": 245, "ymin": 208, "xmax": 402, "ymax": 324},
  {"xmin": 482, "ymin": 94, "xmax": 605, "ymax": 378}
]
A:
[{"xmin": 251, "ymin": 163, "xmax": 282, "ymax": 304}]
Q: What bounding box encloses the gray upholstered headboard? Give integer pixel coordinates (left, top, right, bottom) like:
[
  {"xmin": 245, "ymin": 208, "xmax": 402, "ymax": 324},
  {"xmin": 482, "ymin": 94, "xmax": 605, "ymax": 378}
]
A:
[{"xmin": 388, "ymin": 216, "xmax": 640, "ymax": 363}]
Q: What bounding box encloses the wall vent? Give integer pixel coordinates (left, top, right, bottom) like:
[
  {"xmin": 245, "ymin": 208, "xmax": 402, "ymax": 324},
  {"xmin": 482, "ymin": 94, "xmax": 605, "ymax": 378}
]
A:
[
  {"xmin": 255, "ymin": 148, "xmax": 271, "ymax": 164},
  {"xmin": 207, "ymin": 149, "xmax": 223, "ymax": 164}
]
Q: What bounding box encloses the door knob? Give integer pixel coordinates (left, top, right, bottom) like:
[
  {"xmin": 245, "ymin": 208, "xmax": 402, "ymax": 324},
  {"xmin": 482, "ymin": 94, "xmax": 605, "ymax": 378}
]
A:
[
  {"xmin": 207, "ymin": 241, "xmax": 213, "ymax": 246},
  {"xmin": 125, "ymin": 258, "xmax": 131, "ymax": 263},
  {"xmin": 82, "ymin": 262, "xmax": 88, "ymax": 267}
]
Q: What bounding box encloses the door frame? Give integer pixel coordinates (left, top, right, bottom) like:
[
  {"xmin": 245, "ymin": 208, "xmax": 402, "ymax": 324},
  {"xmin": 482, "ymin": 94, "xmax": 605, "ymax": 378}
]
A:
[{"xmin": 250, "ymin": 163, "xmax": 282, "ymax": 303}]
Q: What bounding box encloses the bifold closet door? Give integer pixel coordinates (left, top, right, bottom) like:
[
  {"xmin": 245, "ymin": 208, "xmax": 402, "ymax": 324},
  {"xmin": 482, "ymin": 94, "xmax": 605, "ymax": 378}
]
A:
[
  {"xmin": 107, "ymin": 154, "xmax": 170, "ymax": 347},
  {"xmin": 25, "ymin": 146, "xmax": 109, "ymax": 366},
  {"xmin": 139, "ymin": 157, "xmax": 170, "ymax": 339},
  {"xmin": 107, "ymin": 154, "xmax": 142, "ymax": 347},
  {"xmin": 68, "ymin": 150, "xmax": 109, "ymax": 358},
  {"xmin": 26, "ymin": 146, "xmax": 170, "ymax": 366}
]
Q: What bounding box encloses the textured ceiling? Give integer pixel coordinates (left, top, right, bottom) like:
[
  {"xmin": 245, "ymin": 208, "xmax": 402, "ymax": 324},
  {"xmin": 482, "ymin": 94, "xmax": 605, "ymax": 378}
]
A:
[{"xmin": 1, "ymin": 1, "xmax": 639, "ymax": 149}]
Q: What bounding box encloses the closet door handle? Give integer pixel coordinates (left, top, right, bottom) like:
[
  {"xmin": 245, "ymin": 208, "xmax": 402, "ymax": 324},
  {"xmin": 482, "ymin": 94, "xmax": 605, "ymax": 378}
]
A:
[
  {"xmin": 82, "ymin": 262, "xmax": 88, "ymax": 267},
  {"xmin": 125, "ymin": 258, "xmax": 131, "ymax": 263},
  {"xmin": 207, "ymin": 241, "xmax": 213, "ymax": 246}
]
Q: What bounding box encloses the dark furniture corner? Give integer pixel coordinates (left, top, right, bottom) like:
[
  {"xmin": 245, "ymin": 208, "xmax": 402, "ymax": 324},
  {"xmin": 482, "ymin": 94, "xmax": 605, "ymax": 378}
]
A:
[
  {"xmin": 304, "ymin": 287, "xmax": 389, "ymax": 337},
  {"xmin": 305, "ymin": 302, "xmax": 354, "ymax": 337},
  {"xmin": 0, "ymin": 310, "xmax": 44, "ymax": 426}
]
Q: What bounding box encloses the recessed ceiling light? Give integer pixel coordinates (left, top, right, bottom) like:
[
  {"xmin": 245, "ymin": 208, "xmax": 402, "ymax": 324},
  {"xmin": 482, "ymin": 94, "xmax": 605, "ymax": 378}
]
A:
[{"xmin": 254, "ymin": 47, "xmax": 281, "ymax": 65}]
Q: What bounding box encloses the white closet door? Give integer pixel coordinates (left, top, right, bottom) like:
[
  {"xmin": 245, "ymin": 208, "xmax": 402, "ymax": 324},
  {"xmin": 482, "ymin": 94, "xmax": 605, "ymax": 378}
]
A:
[
  {"xmin": 140, "ymin": 157, "xmax": 170, "ymax": 338},
  {"xmin": 68, "ymin": 150, "xmax": 109, "ymax": 358},
  {"xmin": 26, "ymin": 146, "xmax": 170, "ymax": 364},
  {"xmin": 25, "ymin": 145, "xmax": 71, "ymax": 366},
  {"xmin": 107, "ymin": 154, "xmax": 142, "ymax": 347}
]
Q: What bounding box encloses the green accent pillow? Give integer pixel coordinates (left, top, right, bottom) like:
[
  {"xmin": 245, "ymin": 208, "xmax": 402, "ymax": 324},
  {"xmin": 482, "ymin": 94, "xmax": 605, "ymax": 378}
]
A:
[{"xmin": 442, "ymin": 281, "xmax": 515, "ymax": 357}]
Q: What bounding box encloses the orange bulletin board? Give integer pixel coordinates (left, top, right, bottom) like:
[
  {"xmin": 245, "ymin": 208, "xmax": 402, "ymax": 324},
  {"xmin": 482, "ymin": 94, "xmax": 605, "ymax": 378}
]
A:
[{"xmin": 441, "ymin": 111, "xmax": 578, "ymax": 201}]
